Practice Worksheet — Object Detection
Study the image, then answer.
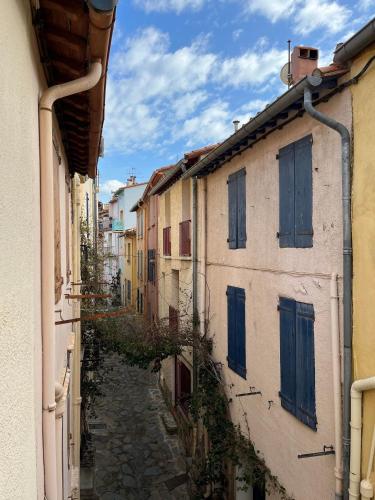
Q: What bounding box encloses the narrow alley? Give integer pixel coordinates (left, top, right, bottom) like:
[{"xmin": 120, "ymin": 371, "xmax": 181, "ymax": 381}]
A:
[{"xmin": 89, "ymin": 354, "xmax": 190, "ymax": 500}]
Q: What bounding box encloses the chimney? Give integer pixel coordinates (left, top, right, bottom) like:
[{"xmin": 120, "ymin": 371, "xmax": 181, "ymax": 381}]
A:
[
  {"xmin": 291, "ymin": 46, "xmax": 319, "ymax": 84},
  {"xmin": 127, "ymin": 175, "xmax": 136, "ymax": 186},
  {"xmin": 233, "ymin": 120, "xmax": 240, "ymax": 132}
]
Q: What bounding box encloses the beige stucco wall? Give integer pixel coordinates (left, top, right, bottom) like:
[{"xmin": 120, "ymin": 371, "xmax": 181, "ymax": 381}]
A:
[
  {"xmin": 0, "ymin": 3, "xmax": 76, "ymax": 498},
  {"xmin": 0, "ymin": 3, "xmax": 44, "ymax": 497},
  {"xmin": 202, "ymin": 91, "xmax": 351, "ymax": 499},
  {"xmin": 351, "ymin": 42, "xmax": 375, "ymax": 480}
]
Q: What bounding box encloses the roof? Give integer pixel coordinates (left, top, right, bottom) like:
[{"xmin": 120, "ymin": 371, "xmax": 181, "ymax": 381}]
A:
[
  {"xmin": 130, "ymin": 165, "xmax": 174, "ymax": 212},
  {"xmin": 334, "ymin": 17, "xmax": 375, "ymax": 64},
  {"xmin": 150, "ymin": 144, "xmax": 219, "ymax": 196},
  {"xmin": 113, "ymin": 182, "xmax": 148, "ymax": 197},
  {"xmin": 182, "ymin": 70, "xmax": 347, "ymax": 180},
  {"xmin": 31, "ymin": 0, "xmax": 117, "ymax": 178}
]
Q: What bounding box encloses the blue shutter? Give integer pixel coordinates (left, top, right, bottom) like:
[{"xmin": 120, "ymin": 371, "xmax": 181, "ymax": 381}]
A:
[
  {"xmin": 279, "ymin": 144, "xmax": 295, "ymax": 247},
  {"xmin": 237, "ymin": 169, "xmax": 247, "ymax": 248},
  {"xmin": 228, "ymin": 174, "xmax": 237, "ymax": 248},
  {"xmin": 279, "ymin": 297, "xmax": 296, "ymax": 415},
  {"xmin": 296, "ymin": 302, "xmax": 317, "ymax": 430},
  {"xmin": 227, "ymin": 286, "xmax": 237, "ymax": 371},
  {"xmin": 294, "ymin": 136, "xmax": 313, "ymax": 248},
  {"xmin": 235, "ymin": 287, "xmax": 246, "ymax": 378}
]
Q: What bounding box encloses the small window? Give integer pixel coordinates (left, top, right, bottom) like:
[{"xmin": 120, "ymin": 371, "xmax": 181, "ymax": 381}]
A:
[
  {"xmin": 148, "ymin": 249, "xmax": 156, "ymax": 283},
  {"xmin": 227, "ymin": 169, "xmax": 246, "ymax": 249},
  {"xmin": 127, "ymin": 280, "xmax": 131, "ymax": 301},
  {"xmin": 279, "ymin": 297, "xmax": 316, "ymax": 430},
  {"xmin": 279, "ymin": 135, "xmax": 313, "ymax": 248},
  {"xmin": 227, "ymin": 286, "xmax": 246, "ymax": 378}
]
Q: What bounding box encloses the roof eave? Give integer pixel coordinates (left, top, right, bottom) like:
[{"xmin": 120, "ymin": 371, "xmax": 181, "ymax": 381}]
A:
[{"xmin": 334, "ymin": 17, "xmax": 375, "ymax": 64}]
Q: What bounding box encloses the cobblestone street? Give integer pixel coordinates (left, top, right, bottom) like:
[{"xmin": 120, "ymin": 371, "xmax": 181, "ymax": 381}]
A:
[{"xmin": 90, "ymin": 354, "xmax": 190, "ymax": 500}]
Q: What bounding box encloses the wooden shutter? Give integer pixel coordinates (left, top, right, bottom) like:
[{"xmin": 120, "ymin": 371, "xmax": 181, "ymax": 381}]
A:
[
  {"xmin": 227, "ymin": 286, "xmax": 237, "ymax": 371},
  {"xmin": 294, "ymin": 135, "xmax": 313, "ymax": 248},
  {"xmin": 279, "ymin": 144, "xmax": 295, "ymax": 248},
  {"xmin": 235, "ymin": 287, "xmax": 246, "ymax": 378},
  {"xmin": 228, "ymin": 173, "xmax": 237, "ymax": 249},
  {"xmin": 279, "ymin": 297, "xmax": 296, "ymax": 415},
  {"xmin": 53, "ymin": 148, "xmax": 62, "ymax": 303},
  {"xmin": 296, "ymin": 302, "xmax": 317, "ymax": 429},
  {"xmin": 237, "ymin": 169, "xmax": 247, "ymax": 248}
]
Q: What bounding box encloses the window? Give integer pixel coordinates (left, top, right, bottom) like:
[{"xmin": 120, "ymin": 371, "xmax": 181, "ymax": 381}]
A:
[
  {"xmin": 163, "ymin": 226, "xmax": 171, "ymax": 256},
  {"xmin": 279, "ymin": 135, "xmax": 313, "ymax": 248},
  {"xmin": 127, "ymin": 280, "xmax": 131, "ymax": 301},
  {"xmin": 279, "ymin": 297, "xmax": 316, "ymax": 430},
  {"xmin": 127, "ymin": 242, "xmax": 131, "ymax": 263},
  {"xmin": 148, "ymin": 249, "xmax": 156, "ymax": 282},
  {"xmin": 227, "ymin": 168, "xmax": 246, "ymax": 249},
  {"xmin": 179, "ymin": 220, "xmax": 191, "ymax": 256},
  {"xmin": 226, "ymin": 286, "xmax": 246, "ymax": 378}
]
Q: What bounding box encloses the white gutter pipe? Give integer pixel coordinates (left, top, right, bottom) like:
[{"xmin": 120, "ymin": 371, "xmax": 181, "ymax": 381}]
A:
[
  {"xmin": 361, "ymin": 425, "xmax": 375, "ymax": 499},
  {"xmin": 331, "ymin": 273, "xmax": 344, "ymax": 499},
  {"xmin": 39, "ymin": 61, "xmax": 102, "ymax": 500},
  {"xmin": 349, "ymin": 377, "xmax": 375, "ymax": 500}
]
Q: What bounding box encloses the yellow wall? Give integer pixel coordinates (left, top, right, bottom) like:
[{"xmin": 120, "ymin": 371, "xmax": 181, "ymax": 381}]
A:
[{"xmin": 351, "ymin": 41, "xmax": 375, "ymax": 478}]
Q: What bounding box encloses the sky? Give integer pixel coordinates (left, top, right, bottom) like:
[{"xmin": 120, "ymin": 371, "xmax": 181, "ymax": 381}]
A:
[{"xmin": 98, "ymin": 0, "xmax": 375, "ymax": 201}]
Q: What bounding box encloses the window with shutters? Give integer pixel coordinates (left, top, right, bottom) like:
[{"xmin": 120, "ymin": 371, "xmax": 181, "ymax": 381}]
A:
[
  {"xmin": 226, "ymin": 286, "xmax": 246, "ymax": 378},
  {"xmin": 279, "ymin": 297, "xmax": 317, "ymax": 430},
  {"xmin": 278, "ymin": 135, "xmax": 313, "ymax": 248},
  {"xmin": 227, "ymin": 168, "xmax": 246, "ymax": 249},
  {"xmin": 148, "ymin": 249, "xmax": 156, "ymax": 283}
]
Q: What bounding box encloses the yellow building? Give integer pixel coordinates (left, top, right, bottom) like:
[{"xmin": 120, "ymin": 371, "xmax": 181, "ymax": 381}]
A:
[
  {"xmin": 334, "ymin": 19, "xmax": 375, "ymax": 498},
  {"xmin": 120, "ymin": 228, "xmax": 137, "ymax": 308}
]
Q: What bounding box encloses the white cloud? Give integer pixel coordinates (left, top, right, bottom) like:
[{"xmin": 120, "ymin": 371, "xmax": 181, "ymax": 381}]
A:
[
  {"xmin": 240, "ymin": 0, "xmax": 351, "ymax": 34},
  {"xmin": 232, "ymin": 29, "xmax": 244, "ymax": 40},
  {"xmin": 295, "ymin": 0, "xmax": 351, "ymax": 34},
  {"xmin": 358, "ymin": 0, "xmax": 375, "ymax": 9},
  {"xmin": 100, "ymin": 179, "xmax": 124, "ymax": 197},
  {"xmin": 242, "ymin": 0, "xmax": 298, "ymax": 22},
  {"xmin": 104, "ymin": 28, "xmax": 290, "ymax": 154},
  {"xmin": 215, "ymin": 47, "xmax": 287, "ymax": 87},
  {"xmin": 133, "ymin": 0, "xmax": 206, "ymax": 13}
]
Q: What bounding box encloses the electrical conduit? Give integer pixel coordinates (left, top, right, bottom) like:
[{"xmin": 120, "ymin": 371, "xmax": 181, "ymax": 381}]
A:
[{"xmin": 39, "ymin": 61, "xmax": 102, "ymax": 500}]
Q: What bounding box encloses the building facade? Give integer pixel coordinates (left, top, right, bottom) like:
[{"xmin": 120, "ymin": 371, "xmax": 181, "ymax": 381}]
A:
[{"xmin": 0, "ymin": 2, "xmax": 115, "ymax": 499}]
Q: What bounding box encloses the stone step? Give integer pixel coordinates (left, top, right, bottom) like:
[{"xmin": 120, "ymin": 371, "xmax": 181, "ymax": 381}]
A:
[{"xmin": 161, "ymin": 411, "xmax": 178, "ymax": 435}]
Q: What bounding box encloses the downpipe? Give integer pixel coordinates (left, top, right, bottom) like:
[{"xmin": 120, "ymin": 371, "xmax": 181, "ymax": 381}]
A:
[
  {"xmin": 304, "ymin": 82, "xmax": 352, "ymax": 500},
  {"xmin": 192, "ymin": 176, "xmax": 198, "ymax": 393},
  {"xmin": 39, "ymin": 61, "xmax": 102, "ymax": 500}
]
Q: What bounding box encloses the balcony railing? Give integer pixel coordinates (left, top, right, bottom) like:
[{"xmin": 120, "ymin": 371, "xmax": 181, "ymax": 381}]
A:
[
  {"xmin": 179, "ymin": 219, "xmax": 191, "ymax": 257},
  {"xmin": 163, "ymin": 226, "xmax": 171, "ymax": 256},
  {"xmin": 112, "ymin": 218, "xmax": 124, "ymax": 231}
]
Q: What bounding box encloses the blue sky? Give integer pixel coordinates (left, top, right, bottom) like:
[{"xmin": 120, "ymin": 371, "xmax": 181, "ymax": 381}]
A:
[{"xmin": 98, "ymin": 0, "xmax": 374, "ymax": 201}]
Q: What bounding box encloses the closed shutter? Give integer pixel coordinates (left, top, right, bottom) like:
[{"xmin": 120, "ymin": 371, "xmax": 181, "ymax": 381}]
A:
[
  {"xmin": 236, "ymin": 287, "xmax": 246, "ymax": 378},
  {"xmin": 237, "ymin": 169, "xmax": 247, "ymax": 248},
  {"xmin": 279, "ymin": 143, "xmax": 295, "ymax": 247},
  {"xmin": 279, "ymin": 297, "xmax": 296, "ymax": 415},
  {"xmin": 294, "ymin": 136, "xmax": 313, "ymax": 248},
  {"xmin": 228, "ymin": 174, "xmax": 237, "ymax": 249},
  {"xmin": 296, "ymin": 302, "xmax": 316, "ymax": 429},
  {"xmin": 227, "ymin": 286, "xmax": 237, "ymax": 371},
  {"xmin": 227, "ymin": 286, "xmax": 246, "ymax": 378}
]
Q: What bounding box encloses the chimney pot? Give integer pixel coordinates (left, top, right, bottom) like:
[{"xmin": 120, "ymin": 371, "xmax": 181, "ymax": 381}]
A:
[{"xmin": 233, "ymin": 120, "xmax": 240, "ymax": 132}]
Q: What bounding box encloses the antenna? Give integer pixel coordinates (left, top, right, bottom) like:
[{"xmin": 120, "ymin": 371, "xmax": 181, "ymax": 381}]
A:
[
  {"xmin": 288, "ymin": 39, "xmax": 291, "ymax": 88},
  {"xmin": 280, "ymin": 40, "xmax": 293, "ymax": 87}
]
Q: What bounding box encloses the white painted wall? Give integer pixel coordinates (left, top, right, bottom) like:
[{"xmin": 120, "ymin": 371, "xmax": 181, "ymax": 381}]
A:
[{"xmin": 201, "ymin": 91, "xmax": 351, "ymax": 500}]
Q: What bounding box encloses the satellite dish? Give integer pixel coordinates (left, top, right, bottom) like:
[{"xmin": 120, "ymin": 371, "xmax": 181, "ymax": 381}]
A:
[{"xmin": 280, "ymin": 62, "xmax": 290, "ymax": 85}]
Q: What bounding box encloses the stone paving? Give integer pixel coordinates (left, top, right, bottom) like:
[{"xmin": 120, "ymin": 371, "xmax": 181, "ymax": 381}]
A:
[{"xmin": 90, "ymin": 354, "xmax": 190, "ymax": 500}]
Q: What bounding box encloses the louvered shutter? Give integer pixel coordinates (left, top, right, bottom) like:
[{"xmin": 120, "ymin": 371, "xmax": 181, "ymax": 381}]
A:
[
  {"xmin": 294, "ymin": 136, "xmax": 313, "ymax": 248},
  {"xmin": 235, "ymin": 287, "xmax": 246, "ymax": 378},
  {"xmin": 279, "ymin": 297, "xmax": 296, "ymax": 415},
  {"xmin": 296, "ymin": 302, "xmax": 317, "ymax": 429},
  {"xmin": 227, "ymin": 286, "xmax": 237, "ymax": 371},
  {"xmin": 228, "ymin": 173, "xmax": 237, "ymax": 248},
  {"xmin": 279, "ymin": 144, "xmax": 295, "ymax": 247},
  {"xmin": 237, "ymin": 169, "xmax": 247, "ymax": 248}
]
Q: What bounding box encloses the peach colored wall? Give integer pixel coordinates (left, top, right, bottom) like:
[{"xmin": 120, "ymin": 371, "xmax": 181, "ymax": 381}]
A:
[{"xmin": 202, "ymin": 90, "xmax": 351, "ymax": 499}]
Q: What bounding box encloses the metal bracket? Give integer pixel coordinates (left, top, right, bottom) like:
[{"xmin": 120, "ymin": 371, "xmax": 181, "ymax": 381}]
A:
[
  {"xmin": 235, "ymin": 386, "xmax": 262, "ymax": 397},
  {"xmin": 298, "ymin": 445, "xmax": 335, "ymax": 459}
]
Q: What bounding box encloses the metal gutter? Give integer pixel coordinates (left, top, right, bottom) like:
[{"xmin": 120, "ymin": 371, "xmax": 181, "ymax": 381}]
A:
[
  {"xmin": 334, "ymin": 17, "xmax": 375, "ymax": 64},
  {"xmin": 181, "ymin": 75, "xmax": 338, "ymax": 180},
  {"xmin": 149, "ymin": 160, "xmax": 185, "ymax": 196}
]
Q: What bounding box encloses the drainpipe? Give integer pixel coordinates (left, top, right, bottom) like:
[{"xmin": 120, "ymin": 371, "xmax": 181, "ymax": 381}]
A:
[
  {"xmin": 39, "ymin": 61, "xmax": 102, "ymax": 500},
  {"xmin": 349, "ymin": 377, "xmax": 375, "ymax": 499},
  {"xmin": 304, "ymin": 81, "xmax": 352, "ymax": 500},
  {"xmin": 331, "ymin": 273, "xmax": 344, "ymax": 499},
  {"xmin": 55, "ymin": 381, "xmax": 65, "ymax": 500},
  {"xmin": 192, "ymin": 176, "xmax": 198, "ymax": 393}
]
